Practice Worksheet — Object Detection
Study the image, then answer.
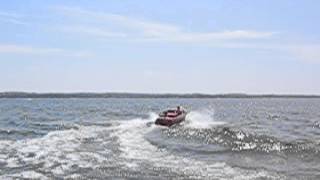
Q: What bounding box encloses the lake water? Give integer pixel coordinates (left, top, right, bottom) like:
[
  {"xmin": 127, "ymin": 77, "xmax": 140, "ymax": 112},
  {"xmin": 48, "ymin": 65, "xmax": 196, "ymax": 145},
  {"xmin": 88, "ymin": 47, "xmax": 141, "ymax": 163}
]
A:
[{"xmin": 0, "ymin": 98, "xmax": 320, "ymax": 179}]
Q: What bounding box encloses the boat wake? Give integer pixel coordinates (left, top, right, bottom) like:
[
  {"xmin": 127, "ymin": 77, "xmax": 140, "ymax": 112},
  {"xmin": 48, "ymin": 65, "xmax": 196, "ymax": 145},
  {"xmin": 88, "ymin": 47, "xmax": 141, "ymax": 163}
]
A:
[
  {"xmin": 108, "ymin": 112, "xmax": 281, "ymax": 179},
  {"xmin": 184, "ymin": 109, "xmax": 226, "ymax": 129},
  {"xmin": 0, "ymin": 111, "xmax": 283, "ymax": 179}
]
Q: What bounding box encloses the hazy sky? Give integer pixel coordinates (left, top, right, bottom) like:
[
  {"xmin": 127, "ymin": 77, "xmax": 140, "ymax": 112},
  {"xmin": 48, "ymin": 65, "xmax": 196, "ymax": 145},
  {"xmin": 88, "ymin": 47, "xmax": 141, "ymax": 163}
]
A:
[{"xmin": 1, "ymin": 0, "xmax": 320, "ymax": 94}]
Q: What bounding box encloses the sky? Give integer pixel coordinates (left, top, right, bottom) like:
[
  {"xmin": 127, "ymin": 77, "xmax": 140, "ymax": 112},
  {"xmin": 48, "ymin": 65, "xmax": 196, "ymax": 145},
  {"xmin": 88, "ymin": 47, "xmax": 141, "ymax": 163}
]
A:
[{"xmin": 0, "ymin": 0, "xmax": 320, "ymax": 94}]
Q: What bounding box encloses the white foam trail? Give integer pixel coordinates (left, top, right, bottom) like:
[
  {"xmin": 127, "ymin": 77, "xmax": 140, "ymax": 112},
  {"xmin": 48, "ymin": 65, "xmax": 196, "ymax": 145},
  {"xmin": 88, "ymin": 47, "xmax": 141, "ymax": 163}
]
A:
[
  {"xmin": 111, "ymin": 115, "xmax": 226, "ymax": 176},
  {"xmin": 185, "ymin": 109, "xmax": 225, "ymax": 129},
  {"xmin": 0, "ymin": 125, "xmax": 111, "ymax": 177},
  {"xmin": 110, "ymin": 113, "xmax": 279, "ymax": 179},
  {"xmin": 2, "ymin": 171, "xmax": 49, "ymax": 180},
  {"xmin": 0, "ymin": 113, "xmax": 280, "ymax": 179}
]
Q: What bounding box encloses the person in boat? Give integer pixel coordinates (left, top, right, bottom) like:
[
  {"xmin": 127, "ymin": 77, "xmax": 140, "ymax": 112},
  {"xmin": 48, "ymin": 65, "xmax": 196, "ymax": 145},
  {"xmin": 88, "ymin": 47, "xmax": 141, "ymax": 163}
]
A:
[
  {"xmin": 159, "ymin": 106, "xmax": 185, "ymax": 117},
  {"xmin": 176, "ymin": 106, "xmax": 184, "ymax": 115}
]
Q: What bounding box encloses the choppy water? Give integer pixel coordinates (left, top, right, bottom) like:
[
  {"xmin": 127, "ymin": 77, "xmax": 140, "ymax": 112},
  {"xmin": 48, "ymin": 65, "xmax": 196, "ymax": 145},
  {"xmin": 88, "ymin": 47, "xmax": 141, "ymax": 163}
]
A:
[{"xmin": 0, "ymin": 98, "xmax": 320, "ymax": 179}]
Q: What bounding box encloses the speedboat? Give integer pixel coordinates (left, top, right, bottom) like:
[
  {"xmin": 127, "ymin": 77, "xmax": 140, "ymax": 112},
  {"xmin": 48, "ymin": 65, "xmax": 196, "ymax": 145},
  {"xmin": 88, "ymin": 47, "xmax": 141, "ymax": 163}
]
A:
[{"xmin": 155, "ymin": 109, "xmax": 187, "ymax": 127}]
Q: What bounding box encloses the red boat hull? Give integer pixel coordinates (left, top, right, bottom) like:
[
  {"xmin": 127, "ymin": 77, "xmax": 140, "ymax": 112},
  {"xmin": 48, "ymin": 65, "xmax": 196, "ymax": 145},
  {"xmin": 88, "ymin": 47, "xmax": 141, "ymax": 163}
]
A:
[{"xmin": 155, "ymin": 113, "xmax": 187, "ymax": 127}]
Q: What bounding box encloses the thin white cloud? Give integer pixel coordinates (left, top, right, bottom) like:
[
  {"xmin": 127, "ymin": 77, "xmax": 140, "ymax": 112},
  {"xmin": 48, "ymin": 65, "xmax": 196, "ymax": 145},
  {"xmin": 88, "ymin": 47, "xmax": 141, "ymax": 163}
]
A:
[
  {"xmin": 0, "ymin": 11, "xmax": 23, "ymax": 19},
  {"xmin": 226, "ymin": 43, "xmax": 320, "ymax": 63},
  {"xmin": 0, "ymin": 44, "xmax": 93, "ymax": 58},
  {"xmin": 56, "ymin": 6, "xmax": 179, "ymax": 36},
  {"xmin": 0, "ymin": 44, "xmax": 61, "ymax": 54},
  {"xmin": 61, "ymin": 26, "xmax": 127, "ymax": 38},
  {"xmin": 144, "ymin": 30, "xmax": 275, "ymax": 43},
  {"xmin": 54, "ymin": 6, "xmax": 320, "ymax": 63},
  {"xmin": 55, "ymin": 6, "xmax": 275, "ymax": 42},
  {"xmin": 0, "ymin": 11, "xmax": 28, "ymax": 25}
]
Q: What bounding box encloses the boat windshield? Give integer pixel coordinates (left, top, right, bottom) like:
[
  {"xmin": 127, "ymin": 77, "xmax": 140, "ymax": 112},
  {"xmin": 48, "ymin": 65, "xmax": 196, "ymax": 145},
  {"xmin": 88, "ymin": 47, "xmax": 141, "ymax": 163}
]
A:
[{"xmin": 167, "ymin": 110, "xmax": 176, "ymax": 113}]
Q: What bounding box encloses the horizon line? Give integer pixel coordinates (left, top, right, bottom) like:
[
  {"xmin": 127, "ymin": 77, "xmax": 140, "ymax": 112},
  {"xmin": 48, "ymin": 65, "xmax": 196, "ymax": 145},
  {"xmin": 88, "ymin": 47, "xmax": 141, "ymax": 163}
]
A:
[{"xmin": 1, "ymin": 91, "xmax": 320, "ymax": 98}]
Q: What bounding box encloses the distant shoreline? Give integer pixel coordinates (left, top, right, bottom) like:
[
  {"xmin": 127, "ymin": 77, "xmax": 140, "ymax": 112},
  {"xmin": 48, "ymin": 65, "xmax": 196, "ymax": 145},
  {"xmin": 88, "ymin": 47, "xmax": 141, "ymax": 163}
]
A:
[{"xmin": 0, "ymin": 92, "xmax": 320, "ymax": 98}]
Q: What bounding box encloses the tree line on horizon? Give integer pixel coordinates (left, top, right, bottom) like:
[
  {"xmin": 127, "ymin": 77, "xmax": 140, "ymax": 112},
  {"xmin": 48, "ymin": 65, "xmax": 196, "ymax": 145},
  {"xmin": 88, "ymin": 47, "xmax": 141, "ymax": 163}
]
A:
[{"xmin": 0, "ymin": 92, "xmax": 319, "ymax": 98}]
